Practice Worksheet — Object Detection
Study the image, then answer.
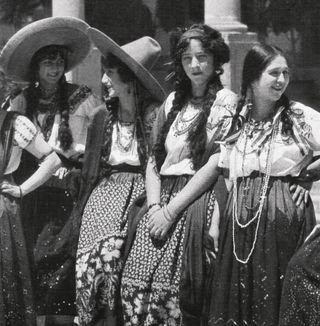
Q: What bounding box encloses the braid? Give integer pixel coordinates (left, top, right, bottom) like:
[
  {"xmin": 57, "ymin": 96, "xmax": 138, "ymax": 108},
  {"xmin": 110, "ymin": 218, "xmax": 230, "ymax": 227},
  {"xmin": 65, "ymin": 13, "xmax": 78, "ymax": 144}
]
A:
[
  {"xmin": 136, "ymin": 114, "xmax": 147, "ymax": 172},
  {"xmin": 279, "ymin": 94, "xmax": 293, "ymax": 136},
  {"xmin": 232, "ymin": 84, "xmax": 247, "ymax": 132},
  {"xmin": 153, "ymin": 82, "xmax": 189, "ymax": 171},
  {"xmin": 99, "ymin": 97, "xmax": 118, "ymax": 177},
  {"xmin": 25, "ymin": 82, "xmax": 41, "ymax": 120},
  {"xmin": 58, "ymin": 77, "xmax": 73, "ymax": 151},
  {"xmin": 188, "ymin": 78, "xmax": 222, "ymax": 170}
]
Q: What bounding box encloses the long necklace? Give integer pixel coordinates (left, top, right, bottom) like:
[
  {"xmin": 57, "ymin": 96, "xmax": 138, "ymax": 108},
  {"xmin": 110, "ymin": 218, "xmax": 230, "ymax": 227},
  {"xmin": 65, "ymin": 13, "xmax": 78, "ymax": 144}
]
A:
[
  {"xmin": 232, "ymin": 118, "xmax": 279, "ymax": 264},
  {"xmin": 173, "ymin": 102, "xmax": 202, "ymax": 136},
  {"xmin": 115, "ymin": 120, "xmax": 135, "ymax": 153}
]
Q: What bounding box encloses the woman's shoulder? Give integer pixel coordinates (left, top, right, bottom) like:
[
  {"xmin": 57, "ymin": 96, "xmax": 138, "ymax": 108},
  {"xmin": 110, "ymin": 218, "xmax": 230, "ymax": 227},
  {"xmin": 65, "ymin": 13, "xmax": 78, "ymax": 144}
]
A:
[
  {"xmin": 215, "ymin": 88, "xmax": 238, "ymax": 106},
  {"xmin": 212, "ymin": 88, "xmax": 238, "ymax": 116},
  {"xmin": 290, "ymin": 101, "xmax": 320, "ymax": 116},
  {"xmin": 67, "ymin": 83, "xmax": 102, "ymax": 116}
]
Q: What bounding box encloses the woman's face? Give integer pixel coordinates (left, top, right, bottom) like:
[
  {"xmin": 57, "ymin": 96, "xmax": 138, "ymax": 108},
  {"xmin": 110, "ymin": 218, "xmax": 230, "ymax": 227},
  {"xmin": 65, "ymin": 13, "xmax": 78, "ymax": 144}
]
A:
[
  {"xmin": 181, "ymin": 38, "xmax": 214, "ymax": 89},
  {"xmin": 102, "ymin": 66, "xmax": 129, "ymax": 97},
  {"xmin": 38, "ymin": 54, "xmax": 65, "ymax": 87},
  {"xmin": 251, "ymin": 55, "xmax": 290, "ymax": 102}
]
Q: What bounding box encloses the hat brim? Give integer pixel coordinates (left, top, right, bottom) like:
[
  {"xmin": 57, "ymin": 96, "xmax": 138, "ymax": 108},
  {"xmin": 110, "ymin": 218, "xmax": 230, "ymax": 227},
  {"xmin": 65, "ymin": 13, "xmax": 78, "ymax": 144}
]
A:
[
  {"xmin": 0, "ymin": 17, "xmax": 91, "ymax": 82},
  {"xmin": 88, "ymin": 27, "xmax": 165, "ymax": 102}
]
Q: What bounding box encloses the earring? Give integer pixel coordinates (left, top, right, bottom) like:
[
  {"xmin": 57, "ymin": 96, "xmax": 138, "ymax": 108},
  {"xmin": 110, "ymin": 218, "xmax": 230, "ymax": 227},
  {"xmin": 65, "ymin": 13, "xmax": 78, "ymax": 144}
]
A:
[{"xmin": 247, "ymin": 99, "xmax": 253, "ymax": 111}]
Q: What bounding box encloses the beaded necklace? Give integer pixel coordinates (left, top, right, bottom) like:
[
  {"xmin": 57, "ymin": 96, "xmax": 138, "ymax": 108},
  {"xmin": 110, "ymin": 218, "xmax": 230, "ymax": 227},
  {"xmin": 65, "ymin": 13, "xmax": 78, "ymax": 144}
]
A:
[
  {"xmin": 232, "ymin": 117, "xmax": 279, "ymax": 264},
  {"xmin": 173, "ymin": 97, "xmax": 206, "ymax": 136},
  {"xmin": 115, "ymin": 120, "xmax": 136, "ymax": 152}
]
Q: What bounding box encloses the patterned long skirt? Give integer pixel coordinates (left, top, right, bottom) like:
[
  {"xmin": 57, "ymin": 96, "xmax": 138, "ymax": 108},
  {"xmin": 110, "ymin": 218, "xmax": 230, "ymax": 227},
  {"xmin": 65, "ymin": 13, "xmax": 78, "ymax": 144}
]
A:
[
  {"xmin": 76, "ymin": 172, "xmax": 145, "ymax": 325},
  {"xmin": 121, "ymin": 175, "xmax": 216, "ymax": 326},
  {"xmin": 279, "ymin": 225, "xmax": 320, "ymax": 326},
  {"xmin": 0, "ymin": 182, "xmax": 36, "ymax": 325},
  {"xmin": 208, "ymin": 175, "xmax": 316, "ymax": 326}
]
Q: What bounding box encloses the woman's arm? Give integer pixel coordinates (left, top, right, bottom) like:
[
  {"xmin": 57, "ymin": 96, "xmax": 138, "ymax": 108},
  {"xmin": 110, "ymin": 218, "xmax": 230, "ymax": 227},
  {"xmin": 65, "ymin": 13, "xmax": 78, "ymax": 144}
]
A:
[
  {"xmin": 145, "ymin": 155, "xmax": 161, "ymax": 212},
  {"xmin": 1, "ymin": 134, "xmax": 61, "ymax": 197},
  {"xmin": 148, "ymin": 152, "xmax": 221, "ymax": 239}
]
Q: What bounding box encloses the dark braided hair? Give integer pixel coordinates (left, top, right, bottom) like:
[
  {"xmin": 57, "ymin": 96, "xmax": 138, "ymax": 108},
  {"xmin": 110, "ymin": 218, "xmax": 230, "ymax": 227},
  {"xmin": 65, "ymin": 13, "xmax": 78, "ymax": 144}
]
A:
[
  {"xmin": 232, "ymin": 43, "xmax": 293, "ymax": 135},
  {"xmin": 99, "ymin": 53, "xmax": 151, "ymax": 176},
  {"xmin": 25, "ymin": 45, "xmax": 73, "ymax": 150},
  {"xmin": 153, "ymin": 23, "xmax": 230, "ymax": 171}
]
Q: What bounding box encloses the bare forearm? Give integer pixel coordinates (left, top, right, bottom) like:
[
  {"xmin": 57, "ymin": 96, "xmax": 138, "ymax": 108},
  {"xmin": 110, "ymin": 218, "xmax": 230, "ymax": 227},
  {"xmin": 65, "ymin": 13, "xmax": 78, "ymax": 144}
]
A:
[
  {"xmin": 20, "ymin": 152, "xmax": 61, "ymax": 195},
  {"xmin": 146, "ymin": 156, "xmax": 161, "ymax": 206},
  {"xmin": 167, "ymin": 153, "xmax": 221, "ymax": 216}
]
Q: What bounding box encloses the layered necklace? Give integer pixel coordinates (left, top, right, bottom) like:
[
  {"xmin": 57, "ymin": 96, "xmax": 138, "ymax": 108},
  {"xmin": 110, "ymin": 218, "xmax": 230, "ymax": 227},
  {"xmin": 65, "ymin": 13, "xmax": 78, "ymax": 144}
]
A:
[
  {"xmin": 173, "ymin": 96, "xmax": 206, "ymax": 136},
  {"xmin": 232, "ymin": 114, "xmax": 279, "ymax": 264},
  {"xmin": 115, "ymin": 120, "xmax": 136, "ymax": 153}
]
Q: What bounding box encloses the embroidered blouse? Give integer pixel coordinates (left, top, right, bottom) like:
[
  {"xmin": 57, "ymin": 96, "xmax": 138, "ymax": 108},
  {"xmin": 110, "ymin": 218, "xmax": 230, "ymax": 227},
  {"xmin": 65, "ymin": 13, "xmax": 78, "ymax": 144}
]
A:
[
  {"xmin": 5, "ymin": 115, "xmax": 37, "ymax": 175},
  {"xmin": 159, "ymin": 88, "xmax": 238, "ymax": 176},
  {"xmin": 219, "ymin": 102, "xmax": 320, "ymax": 180},
  {"xmin": 9, "ymin": 84, "xmax": 102, "ymax": 159},
  {"xmin": 107, "ymin": 102, "xmax": 159, "ymax": 166}
]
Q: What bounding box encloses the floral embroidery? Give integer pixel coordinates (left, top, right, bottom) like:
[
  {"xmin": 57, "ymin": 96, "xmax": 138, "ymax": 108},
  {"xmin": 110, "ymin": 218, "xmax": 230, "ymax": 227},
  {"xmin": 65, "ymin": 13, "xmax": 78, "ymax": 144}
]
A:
[{"xmin": 68, "ymin": 85, "xmax": 92, "ymax": 113}]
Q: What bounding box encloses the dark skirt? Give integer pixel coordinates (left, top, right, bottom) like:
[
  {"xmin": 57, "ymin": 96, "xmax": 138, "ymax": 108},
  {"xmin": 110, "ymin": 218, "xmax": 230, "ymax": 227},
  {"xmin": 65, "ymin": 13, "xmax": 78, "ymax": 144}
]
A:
[
  {"xmin": 208, "ymin": 174, "xmax": 315, "ymax": 326},
  {"xmin": 121, "ymin": 175, "xmax": 217, "ymax": 326},
  {"xmin": 21, "ymin": 169, "xmax": 81, "ymax": 317},
  {"xmin": 279, "ymin": 225, "xmax": 320, "ymax": 326},
  {"xmin": 0, "ymin": 186, "xmax": 36, "ymax": 325}
]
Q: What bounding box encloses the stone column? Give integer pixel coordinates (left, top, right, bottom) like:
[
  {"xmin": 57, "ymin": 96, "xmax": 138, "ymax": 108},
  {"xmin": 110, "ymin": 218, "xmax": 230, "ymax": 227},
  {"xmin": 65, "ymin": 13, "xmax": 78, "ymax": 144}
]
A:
[
  {"xmin": 205, "ymin": 0, "xmax": 257, "ymax": 93},
  {"xmin": 51, "ymin": 0, "xmax": 101, "ymax": 95}
]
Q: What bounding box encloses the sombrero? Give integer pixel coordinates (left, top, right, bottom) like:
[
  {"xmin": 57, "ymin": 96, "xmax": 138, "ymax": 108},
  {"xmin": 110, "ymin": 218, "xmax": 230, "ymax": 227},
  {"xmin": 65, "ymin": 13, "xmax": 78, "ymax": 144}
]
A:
[
  {"xmin": 88, "ymin": 27, "xmax": 165, "ymax": 102},
  {"xmin": 0, "ymin": 16, "xmax": 91, "ymax": 82}
]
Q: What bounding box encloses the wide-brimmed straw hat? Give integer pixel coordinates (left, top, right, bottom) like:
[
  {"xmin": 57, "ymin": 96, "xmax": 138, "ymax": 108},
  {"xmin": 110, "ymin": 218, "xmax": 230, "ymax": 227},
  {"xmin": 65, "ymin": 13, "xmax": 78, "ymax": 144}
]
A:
[
  {"xmin": 0, "ymin": 16, "xmax": 91, "ymax": 82},
  {"xmin": 88, "ymin": 27, "xmax": 165, "ymax": 102}
]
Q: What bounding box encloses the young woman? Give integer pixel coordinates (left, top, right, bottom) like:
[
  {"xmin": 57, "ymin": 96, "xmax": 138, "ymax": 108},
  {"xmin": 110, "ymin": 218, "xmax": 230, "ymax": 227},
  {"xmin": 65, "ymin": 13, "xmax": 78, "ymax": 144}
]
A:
[
  {"xmin": 75, "ymin": 29, "xmax": 165, "ymax": 326},
  {"xmin": 0, "ymin": 110, "xmax": 60, "ymax": 325},
  {"xmin": 120, "ymin": 24, "xmax": 238, "ymax": 326},
  {"xmin": 0, "ymin": 17, "xmax": 102, "ymax": 322},
  {"xmin": 208, "ymin": 44, "xmax": 319, "ymax": 326}
]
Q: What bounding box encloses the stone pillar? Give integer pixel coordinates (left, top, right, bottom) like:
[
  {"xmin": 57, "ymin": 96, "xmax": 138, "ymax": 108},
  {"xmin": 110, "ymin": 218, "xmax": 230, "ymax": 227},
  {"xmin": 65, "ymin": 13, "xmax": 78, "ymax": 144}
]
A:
[
  {"xmin": 205, "ymin": 0, "xmax": 257, "ymax": 93},
  {"xmin": 51, "ymin": 0, "xmax": 101, "ymax": 95}
]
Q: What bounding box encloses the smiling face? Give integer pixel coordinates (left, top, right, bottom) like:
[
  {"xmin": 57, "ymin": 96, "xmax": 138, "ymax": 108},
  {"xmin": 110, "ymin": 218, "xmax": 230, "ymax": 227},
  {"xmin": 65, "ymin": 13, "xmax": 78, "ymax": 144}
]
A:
[
  {"xmin": 102, "ymin": 66, "xmax": 130, "ymax": 97},
  {"xmin": 181, "ymin": 38, "xmax": 215, "ymax": 91},
  {"xmin": 38, "ymin": 54, "xmax": 65, "ymax": 88},
  {"xmin": 251, "ymin": 55, "xmax": 290, "ymax": 103}
]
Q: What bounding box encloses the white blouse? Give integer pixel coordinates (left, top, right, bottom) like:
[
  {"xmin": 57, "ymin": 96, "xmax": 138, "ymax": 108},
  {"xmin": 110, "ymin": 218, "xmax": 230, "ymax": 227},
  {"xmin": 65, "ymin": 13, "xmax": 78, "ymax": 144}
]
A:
[
  {"xmin": 5, "ymin": 115, "xmax": 37, "ymax": 175},
  {"xmin": 160, "ymin": 89, "xmax": 238, "ymax": 176},
  {"xmin": 219, "ymin": 102, "xmax": 320, "ymax": 180},
  {"xmin": 108, "ymin": 121, "xmax": 140, "ymax": 166}
]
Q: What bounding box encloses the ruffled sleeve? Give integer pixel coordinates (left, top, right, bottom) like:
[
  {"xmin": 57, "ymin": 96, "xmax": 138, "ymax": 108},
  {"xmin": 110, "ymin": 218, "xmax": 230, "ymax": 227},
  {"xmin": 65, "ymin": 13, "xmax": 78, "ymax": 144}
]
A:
[
  {"xmin": 290, "ymin": 102, "xmax": 320, "ymax": 153},
  {"xmin": 207, "ymin": 88, "xmax": 238, "ymax": 142},
  {"xmin": 13, "ymin": 115, "xmax": 37, "ymax": 149}
]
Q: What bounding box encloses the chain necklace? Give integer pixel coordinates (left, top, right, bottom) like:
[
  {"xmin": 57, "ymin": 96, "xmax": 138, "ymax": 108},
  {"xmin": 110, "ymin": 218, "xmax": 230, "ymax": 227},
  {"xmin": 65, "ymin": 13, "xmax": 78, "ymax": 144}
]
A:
[
  {"xmin": 115, "ymin": 120, "xmax": 135, "ymax": 152},
  {"xmin": 232, "ymin": 118, "xmax": 279, "ymax": 264},
  {"xmin": 173, "ymin": 102, "xmax": 202, "ymax": 136}
]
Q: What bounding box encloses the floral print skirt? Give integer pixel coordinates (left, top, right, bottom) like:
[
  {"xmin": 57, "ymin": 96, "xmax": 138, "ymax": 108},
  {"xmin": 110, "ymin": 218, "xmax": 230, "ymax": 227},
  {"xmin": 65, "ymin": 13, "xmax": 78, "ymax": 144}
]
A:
[
  {"xmin": 76, "ymin": 172, "xmax": 145, "ymax": 325},
  {"xmin": 121, "ymin": 175, "xmax": 216, "ymax": 326}
]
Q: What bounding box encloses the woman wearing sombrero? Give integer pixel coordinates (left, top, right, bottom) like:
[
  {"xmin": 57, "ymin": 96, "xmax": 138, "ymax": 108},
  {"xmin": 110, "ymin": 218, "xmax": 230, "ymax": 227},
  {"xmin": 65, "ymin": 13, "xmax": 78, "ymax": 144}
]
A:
[
  {"xmin": 0, "ymin": 16, "xmax": 102, "ymax": 323},
  {"xmin": 74, "ymin": 28, "xmax": 165, "ymax": 325}
]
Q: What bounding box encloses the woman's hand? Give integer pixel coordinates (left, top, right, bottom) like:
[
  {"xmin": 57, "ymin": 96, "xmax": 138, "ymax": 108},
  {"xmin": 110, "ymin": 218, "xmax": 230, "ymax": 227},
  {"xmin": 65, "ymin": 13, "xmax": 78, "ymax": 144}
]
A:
[
  {"xmin": 208, "ymin": 223, "xmax": 219, "ymax": 259},
  {"xmin": 147, "ymin": 207, "xmax": 174, "ymax": 240},
  {"xmin": 290, "ymin": 182, "xmax": 311, "ymax": 207},
  {"xmin": 305, "ymin": 224, "xmax": 320, "ymax": 243},
  {"xmin": 0, "ymin": 181, "xmax": 22, "ymax": 198}
]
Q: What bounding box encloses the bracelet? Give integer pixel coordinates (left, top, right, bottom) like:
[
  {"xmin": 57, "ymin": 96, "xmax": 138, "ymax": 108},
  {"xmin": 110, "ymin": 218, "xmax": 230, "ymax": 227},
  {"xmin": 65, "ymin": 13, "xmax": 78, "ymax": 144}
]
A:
[
  {"xmin": 148, "ymin": 202, "xmax": 161, "ymax": 211},
  {"xmin": 18, "ymin": 186, "xmax": 23, "ymax": 198}
]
